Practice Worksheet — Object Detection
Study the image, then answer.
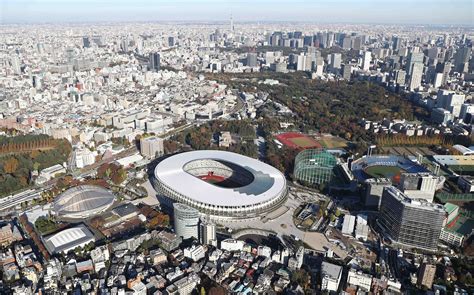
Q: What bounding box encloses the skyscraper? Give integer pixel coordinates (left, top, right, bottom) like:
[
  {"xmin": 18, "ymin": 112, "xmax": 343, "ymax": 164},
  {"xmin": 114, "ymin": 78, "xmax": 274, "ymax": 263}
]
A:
[
  {"xmin": 378, "ymin": 186, "xmax": 445, "ymax": 252},
  {"xmin": 82, "ymin": 37, "xmax": 91, "ymax": 48},
  {"xmin": 406, "ymin": 51, "xmax": 424, "ymax": 76},
  {"xmin": 173, "ymin": 203, "xmax": 199, "ymax": 240},
  {"xmin": 454, "ymin": 46, "xmax": 471, "ymax": 73},
  {"xmin": 409, "ymin": 62, "xmax": 424, "ymax": 91},
  {"xmin": 246, "ymin": 52, "xmax": 258, "ymax": 67},
  {"xmin": 199, "ymin": 219, "xmax": 216, "ymax": 245},
  {"xmin": 149, "ymin": 52, "xmax": 160, "ymax": 72},
  {"xmin": 168, "ymin": 36, "xmax": 175, "ymax": 47},
  {"xmin": 329, "ymin": 53, "xmax": 342, "ymax": 73},
  {"xmin": 362, "ymin": 51, "xmax": 372, "ymax": 71},
  {"xmin": 10, "ymin": 56, "xmax": 21, "ymax": 75}
]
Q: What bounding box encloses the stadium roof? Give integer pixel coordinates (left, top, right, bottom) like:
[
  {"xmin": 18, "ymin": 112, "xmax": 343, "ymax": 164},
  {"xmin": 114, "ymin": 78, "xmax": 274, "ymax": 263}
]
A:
[
  {"xmin": 154, "ymin": 150, "xmax": 286, "ymax": 207},
  {"xmin": 54, "ymin": 185, "xmax": 115, "ymax": 218},
  {"xmin": 44, "ymin": 224, "xmax": 95, "ymax": 254}
]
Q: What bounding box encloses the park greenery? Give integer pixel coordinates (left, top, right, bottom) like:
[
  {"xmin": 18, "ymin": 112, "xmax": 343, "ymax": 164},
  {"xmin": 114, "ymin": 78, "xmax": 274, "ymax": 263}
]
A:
[
  {"xmin": 0, "ymin": 134, "xmax": 72, "ymax": 197},
  {"xmin": 34, "ymin": 216, "xmax": 59, "ymax": 235},
  {"xmin": 172, "ymin": 119, "xmax": 258, "ymax": 158},
  {"xmin": 97, "ymin": 162, "xmax": 128, "ymax": 185}
]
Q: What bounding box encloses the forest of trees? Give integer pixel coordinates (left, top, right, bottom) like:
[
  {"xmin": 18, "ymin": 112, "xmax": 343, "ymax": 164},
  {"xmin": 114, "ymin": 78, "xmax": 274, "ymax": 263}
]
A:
[
  {"xmin": 172, "ymin": 119, "xmax": 258, "ymax": 158},
  {"xmin": 210, "ymin": 72, "xmax": 426, "ymax": 145},
  {"xmin": 97, "ymin": 162, "xmax": 128, "ymax": 185},
  {"xmin": 0, "ymin": 134, "xmax": 72, "ymax": 197}
]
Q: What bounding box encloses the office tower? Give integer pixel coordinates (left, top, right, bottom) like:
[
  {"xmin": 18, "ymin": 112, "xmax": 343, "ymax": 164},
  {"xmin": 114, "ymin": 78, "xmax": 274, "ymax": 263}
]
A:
[
  {"xmin": 395, "ymin": 70, "xmax": 406, "ymax": 85},
  {"xmin": 317, "ymin": 32, "xmax": 326, "ymax": 48},
  {"xmin": 200, "ymin": 219, "xmax": 216, "ymax": 245},
  {"xmin": 362, "ymin": 51, "xmax": 372, "ymax": 71},
  {"xmin": 342, "ymin": 36, "xmax": 352, "ymax": 49},
  {"xmin": 149, "ymin": 52, "xmax": 160, "ymax": 72},
  {"xmin": 328, "ymin": 33, "xmax": 336, "ymax": 47},
  {"xmin": 417, "ymin": 264, "xmax": 436, "ymax": 289},
  {"xmin": 83, "ymin": 37, "xmax": 91, "ymax": 48},
  {"xmin": 342, "ymin": 64, "xmax": 352, "ymax": 80},
  {"xmin": 454, "ymin": 46, "xmax": 471, "ymax": 73},
  {"xmin": 379, "ymin": 186, "xmax": 445, "ymax": 252},
  {"xmin": 409, "ymin": 62, "xmax": 424, "ymax": 91},
  {"xmin": 303, "ymin": 36, "xmax": 313, "ymax": 46},
  {"xmin": 353, "ymin": 36, "xmax": 362, "ymax": 50},
  {"xmin": 120, "ymin": 39, "xmax": 129, "ymax": 52},
  {"xmin": 437, "ymin": 90, "xmax": 466, "ymax": 118},
  {"xmin": 433, "ymin": 73, "xmax": 444, "ymax": 88},
  {"xmin": 398, "ymin": 172, "xmax": 439, "ymax": 202},
  {"xmin": 140, "ymin": 136, "xmax": 164, "ymax": 159},
  {"xmin": 427, "ymin": 47, "xmax": 440, "ymax": 60},
  {"xmin": 364, "ymin": 178, "xmax": 392, "ymax": 208},
  {"xmin": 406, "ymin": 51, "xmax": 424, "ymax": 76},
  {"xmin": 294, "ymin": 53, "xmax": 305, "ymax": 71},
  {"xmin": 392, "ymin": 36, "xmax": 401, "ymax": 51},
  {"xmin": 173, "ymin": 203, "xmax": 199, "ymax": 240},
  {"xmin": 329, "ymin": 53, "xmax": 342, "ymax": 72},
  {"xmin": 246, "ymin": 52, "xmax": 258, "ymax": 67},
  {"xmin": 168, "ymin": 36, "xmax": 175, "ymax": 47},
  {"xmin": 10, "ymin": 56, "xmax": 21, "ymax": 75}
]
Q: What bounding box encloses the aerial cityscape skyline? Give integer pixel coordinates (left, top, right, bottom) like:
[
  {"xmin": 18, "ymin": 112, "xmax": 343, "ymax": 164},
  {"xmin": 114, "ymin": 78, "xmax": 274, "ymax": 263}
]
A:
[
  {"xmin": 0, "ymin": 0, "xmax": 473, "ymax": 25},
  {"xmin": 0, "ymin": 1, "xmax": 473, "ymax": 294}
]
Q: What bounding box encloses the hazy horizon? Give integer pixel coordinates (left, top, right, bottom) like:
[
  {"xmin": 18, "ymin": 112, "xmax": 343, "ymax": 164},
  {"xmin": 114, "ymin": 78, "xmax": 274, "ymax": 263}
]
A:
[{"xmin": 0, "ymin": 0, "xmax": 472, "ymax": 26}]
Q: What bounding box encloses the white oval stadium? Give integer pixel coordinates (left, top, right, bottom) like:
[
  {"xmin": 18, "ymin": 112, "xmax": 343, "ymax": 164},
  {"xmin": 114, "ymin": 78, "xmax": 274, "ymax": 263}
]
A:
[
  {"xmin": 152, "ymin": 150, "xmax": 288, "ymax": 220},
  {"xmin": 54, "ymin": 185, "xmax": 115, "ymax": 219}
]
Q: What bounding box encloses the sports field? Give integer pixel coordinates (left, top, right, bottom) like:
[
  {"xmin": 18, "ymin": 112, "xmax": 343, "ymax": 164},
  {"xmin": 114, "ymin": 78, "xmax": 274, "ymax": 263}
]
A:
[
  {"xmin": 364, "ymin": 165, "xmax": 405, "ymax": 182},
  {"xmin": 318, "ymin": 136, "xmax": 348, "ymax": 149},
  {"xmin": 276, "ymin": 132, "xmax": 322, "ymax": 149}
]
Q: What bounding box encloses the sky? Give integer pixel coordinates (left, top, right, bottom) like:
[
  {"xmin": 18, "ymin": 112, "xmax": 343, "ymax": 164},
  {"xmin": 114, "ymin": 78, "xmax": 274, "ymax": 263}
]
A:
[{"xmin": 0, "ymin": 0, "xmax": 472, "ymax": 25}]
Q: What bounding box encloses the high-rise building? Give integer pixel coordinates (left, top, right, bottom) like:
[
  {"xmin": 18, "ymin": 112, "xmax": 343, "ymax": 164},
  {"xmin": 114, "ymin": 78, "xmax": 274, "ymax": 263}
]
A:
[
  {"xmin": 246, "ymin": 52, "xmax": 258, "ymax": 67},
  {"xmin": 378, "ymin": 186, "xmax": 445, "ymax": 252},
  {"xmin": 140, "ymin": 136, "xmax": 164, "ymax": 159},
  {"xmin": 199, "ymin": 219, "xmax": 216, "ymax": 245},
  {"xmin": 362, "ymin": 51, "xmax": 372, "ymax": 71},
  {"xmin": 406, "ymin": 51, "xmax": 424, "ymax": 76},
  {"xmin": 82, "ymin": 37, "xmax": 91, "ymax": 48},
  {"xmin": 342, "ymin": 37, "xmax": 352, "ymax": 49},
  {"xmin": 417, "ymin": 264, "xmax": 436, "ymax": 289},
  {"xmin": 342, "ymin": 64, "xmax": 352, "ymax": 80},
  {"xmin": 173, "ymin": 203, "xmax": 199, "ymax": 240},
  {"xmin": 409, "ymin": 62, "xmax": 424, "ymax": 91},
  {"xmin": 168, "ymin": 36, "xmax": 175, "ymax": 47},
  {"xmin": 395, "ymin": 69, "xmax": 406, "ymax": 85},
  {"xmin": 329, "ymin": 53, "xmax": 342, "ymax": 73},
  {"xmin": 149, "ymin": 52, "xmax": 161, "ymax": 72},
  {"xmin": 398, "ymin": 172, "xmax": 439, "ymax": 202},
  {"xmin": 454, "ymin": 46, "xmax": 471, "ymax": 73},
  {"xmin": 10, "ymin": 56, "xmax": 21, "ymax": 75},
  {"xmin": 365, "ymin": 178, "xmax": 392, "ymax": 208},
  {"xmin": 392, "ymin": 36, "xmax": 403, "ymax": 51},
  {"xmin": 437, "ymin": 90, "xmax": 466, "ymax": 118}
]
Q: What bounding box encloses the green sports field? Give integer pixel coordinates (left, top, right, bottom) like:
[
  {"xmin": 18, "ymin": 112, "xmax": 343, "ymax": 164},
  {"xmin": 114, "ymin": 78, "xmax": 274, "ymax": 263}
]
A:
[{"xmin": 364, "ymin": 165, "xmax": 405, "ymax": 180}]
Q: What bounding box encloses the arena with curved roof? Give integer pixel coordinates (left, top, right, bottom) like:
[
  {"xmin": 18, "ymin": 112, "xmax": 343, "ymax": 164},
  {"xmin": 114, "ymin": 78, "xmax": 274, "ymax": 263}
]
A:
[
  {"xmin": 53, "ymin": 185, "xmax": 116, "ymax": 219},
  {"xmin": 152, "ymin": 150, "xmax": 288, "ymax": 220}
]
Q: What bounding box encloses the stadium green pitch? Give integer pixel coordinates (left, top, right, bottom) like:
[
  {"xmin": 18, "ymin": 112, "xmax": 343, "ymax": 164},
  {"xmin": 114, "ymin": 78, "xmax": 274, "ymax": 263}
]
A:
[{"xmin": 364, "ymin": 165, "xmax": 405, "ymax": 182}]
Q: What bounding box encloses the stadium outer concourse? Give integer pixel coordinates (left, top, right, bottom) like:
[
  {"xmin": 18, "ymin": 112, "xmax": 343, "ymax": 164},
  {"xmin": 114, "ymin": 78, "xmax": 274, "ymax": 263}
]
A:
[{"xmin": 151, "ymin": 150, "xmax": 288, "ymax": 221}]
